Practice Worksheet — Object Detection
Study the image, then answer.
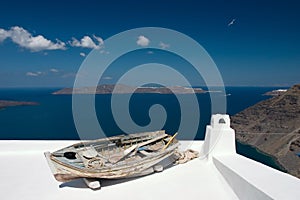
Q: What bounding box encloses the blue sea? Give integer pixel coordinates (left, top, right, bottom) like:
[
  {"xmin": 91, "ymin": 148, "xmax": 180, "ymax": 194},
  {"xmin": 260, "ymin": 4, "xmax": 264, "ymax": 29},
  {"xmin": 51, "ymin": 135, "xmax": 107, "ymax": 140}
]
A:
[{"xmin": 0, "ymin": 87, "xmax": 287, "ymax": 172}]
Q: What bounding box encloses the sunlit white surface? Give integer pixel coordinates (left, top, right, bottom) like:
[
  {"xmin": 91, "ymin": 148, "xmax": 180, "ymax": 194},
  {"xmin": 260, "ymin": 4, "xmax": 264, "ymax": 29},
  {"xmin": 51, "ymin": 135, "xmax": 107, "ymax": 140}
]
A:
[{"xmin": 1, "ymin": 114, "xmax": 299, "ymax": 200}]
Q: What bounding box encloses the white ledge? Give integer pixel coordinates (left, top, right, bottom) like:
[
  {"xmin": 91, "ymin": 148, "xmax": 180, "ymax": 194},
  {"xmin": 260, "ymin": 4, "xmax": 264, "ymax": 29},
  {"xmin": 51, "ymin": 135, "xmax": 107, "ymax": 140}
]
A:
[
  {"xmin": 213, "ymin": 154, "xmax": 300, "ymax": 200},
  {"xmin": 0, "ymin": 140, "xmax": 238, "ymax": 200},
  {"xmin": 1, "ymin": 114, "xmax": 299, "ymax": 200}
]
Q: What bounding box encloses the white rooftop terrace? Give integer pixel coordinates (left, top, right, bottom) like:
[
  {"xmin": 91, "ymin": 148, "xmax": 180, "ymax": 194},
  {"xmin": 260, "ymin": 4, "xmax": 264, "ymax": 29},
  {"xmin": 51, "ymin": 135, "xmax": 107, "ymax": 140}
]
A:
[{"xmin": 0, "ymin": 114, "xmax": 299, "ymax": 200}]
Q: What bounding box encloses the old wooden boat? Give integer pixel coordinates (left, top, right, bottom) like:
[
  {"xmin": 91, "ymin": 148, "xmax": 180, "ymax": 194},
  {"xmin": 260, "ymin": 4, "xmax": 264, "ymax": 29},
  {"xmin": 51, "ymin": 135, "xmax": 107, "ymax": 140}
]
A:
[{"xmin": 44, "ymin": 130, "xmax": 179, "ymax": 188}]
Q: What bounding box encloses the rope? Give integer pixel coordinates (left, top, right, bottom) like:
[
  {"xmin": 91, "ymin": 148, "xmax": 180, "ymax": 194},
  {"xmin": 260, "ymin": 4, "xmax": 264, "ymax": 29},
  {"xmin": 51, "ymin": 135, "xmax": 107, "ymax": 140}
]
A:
[{"xmin": 174, "ymin": 149, "xmax": 199, "ymax": 164}]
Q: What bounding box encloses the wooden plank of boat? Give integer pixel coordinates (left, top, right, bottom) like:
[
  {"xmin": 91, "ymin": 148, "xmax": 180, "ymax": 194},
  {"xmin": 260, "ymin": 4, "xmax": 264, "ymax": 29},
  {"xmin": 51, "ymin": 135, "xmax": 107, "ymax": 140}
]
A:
[
  {"xmin": 109, "ymin": 133, "xmax": 168, "ymax": 163},
  {"xmin": 44, "ymin": 131, "xmax": 188, "ymax": 187}
]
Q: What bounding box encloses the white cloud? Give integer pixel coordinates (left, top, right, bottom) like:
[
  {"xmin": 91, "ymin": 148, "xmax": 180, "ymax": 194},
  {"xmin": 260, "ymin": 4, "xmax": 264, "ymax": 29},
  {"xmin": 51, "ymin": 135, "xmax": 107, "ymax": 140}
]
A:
[
  {"xmin": 50, "ymin": 68, "xmax": 59, "ymax": 73},
  {"xmin": 137, "ymin": 35, "xmax": 150, "ymax": 47},
  {"xmin": 159, "ymin": 41, "xmax": 170, "ymax": 49},
  {"xmin": 26, "ymin": 71, "xmax": 49, "ymax": 76},
  {"xmin": 0, "ymin": 26, "xmax": 66, "ymax": 51},
  {"xmin": 93, "ymin": 35, "xmax": 104, "ymax": 45},
  {"xmin": 0, "ymin": 26, "xmax": 107, "ymax": 52},
  {"xmin": 80, "ymin": 52, "xmax": 86, "ymax": 57},
  {"xmin": 70, "ymin": 35, "xmax": 103, "ymax": 49},
  {"xmin": 0, "ymin": 28, "xmax": 10, "ymax": 42},
  {"xmin": 71, "ymin": 36, "xmax": 95, "ymax": 48},
  {"xmin": 26, "ymin": 72, "xmax": 40, "ymax": 76}
]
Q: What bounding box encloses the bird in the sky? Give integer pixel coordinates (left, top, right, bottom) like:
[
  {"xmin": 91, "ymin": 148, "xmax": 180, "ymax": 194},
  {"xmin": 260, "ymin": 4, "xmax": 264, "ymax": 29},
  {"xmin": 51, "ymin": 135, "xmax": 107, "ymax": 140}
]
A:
[{"xmin": 228, "ymin": 19, "xmax": 236, "ymax": 26}]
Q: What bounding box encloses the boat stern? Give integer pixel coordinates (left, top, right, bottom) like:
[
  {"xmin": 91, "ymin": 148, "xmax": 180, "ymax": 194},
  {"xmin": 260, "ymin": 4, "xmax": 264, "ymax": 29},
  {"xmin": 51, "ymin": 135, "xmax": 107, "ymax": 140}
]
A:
[{"xmin": 44, "ymin": 151, "xmax": 80, "ymax": 182}]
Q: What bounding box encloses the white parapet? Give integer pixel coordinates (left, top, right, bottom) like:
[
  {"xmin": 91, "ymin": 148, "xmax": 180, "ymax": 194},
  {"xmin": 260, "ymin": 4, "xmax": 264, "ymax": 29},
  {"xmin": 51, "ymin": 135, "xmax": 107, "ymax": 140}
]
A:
[
  {"xmin": 200, "ymin": 114, "xmax": 236, "ymax": 160},
  {"xmin": 203, "ymin": 114, "xmax": 300, "ymax": 200}
]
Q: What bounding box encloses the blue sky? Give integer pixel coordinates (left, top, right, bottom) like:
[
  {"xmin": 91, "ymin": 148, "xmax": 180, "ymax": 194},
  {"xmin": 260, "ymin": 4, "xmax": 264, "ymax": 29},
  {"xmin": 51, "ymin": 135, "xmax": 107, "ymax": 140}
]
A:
[{"xmin": 0, "ymin": 0, "xmax": 299, "ymax": 87}]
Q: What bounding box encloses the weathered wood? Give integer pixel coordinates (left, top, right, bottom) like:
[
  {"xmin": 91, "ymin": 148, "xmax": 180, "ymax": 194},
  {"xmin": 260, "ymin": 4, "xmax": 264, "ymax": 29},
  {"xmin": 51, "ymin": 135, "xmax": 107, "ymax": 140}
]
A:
[
  {"xmin": 114, "ymin": 133, "xmax": 168, "ymax": 163},
  {"xmin": 153, "ymin": 165, "xmax": 163, "ymax": 172},
  {"xmin": 44, "ymin": 130, "xmax": 180, "ymax": 184}
]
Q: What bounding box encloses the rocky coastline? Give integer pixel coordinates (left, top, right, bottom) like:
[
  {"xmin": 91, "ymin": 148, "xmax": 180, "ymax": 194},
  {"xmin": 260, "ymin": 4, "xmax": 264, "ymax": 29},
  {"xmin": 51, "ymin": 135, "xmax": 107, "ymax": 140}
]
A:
[{"xmin": 231, "ymin": 84, "xmax": 300, "ymax": 178}]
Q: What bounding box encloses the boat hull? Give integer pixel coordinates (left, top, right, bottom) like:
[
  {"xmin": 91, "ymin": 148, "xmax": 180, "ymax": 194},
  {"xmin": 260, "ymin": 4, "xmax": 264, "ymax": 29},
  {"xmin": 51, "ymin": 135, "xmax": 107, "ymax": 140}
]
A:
[{"xmin": 44, "ymin": 130, "xmax": 179, "ymax": 182}]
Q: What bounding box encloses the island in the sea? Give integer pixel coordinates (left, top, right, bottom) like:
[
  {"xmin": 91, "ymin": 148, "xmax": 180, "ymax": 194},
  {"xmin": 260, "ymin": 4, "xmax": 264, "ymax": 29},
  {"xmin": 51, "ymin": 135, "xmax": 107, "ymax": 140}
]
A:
[
  {"xmin": 231, "ymin": 83, "xmax": 300, "ymax": 178},
  {"xmin": 53, "ymin": 84, "xmax": 206, "ymax": 95},
  {"xmin": 0, "ymin": 100, "xmax": 38, "ymax": 109}
]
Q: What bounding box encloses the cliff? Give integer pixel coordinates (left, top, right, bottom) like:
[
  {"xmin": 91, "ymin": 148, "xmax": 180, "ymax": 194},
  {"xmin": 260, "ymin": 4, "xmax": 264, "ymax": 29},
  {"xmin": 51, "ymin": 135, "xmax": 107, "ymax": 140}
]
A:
[
  {"xmin": 263, "ymin": 89, "xmax": 288, "ymax": 96},
  {"xmin": 231, "ymin": 84, "xmax": 300, "ymax": 178}
]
